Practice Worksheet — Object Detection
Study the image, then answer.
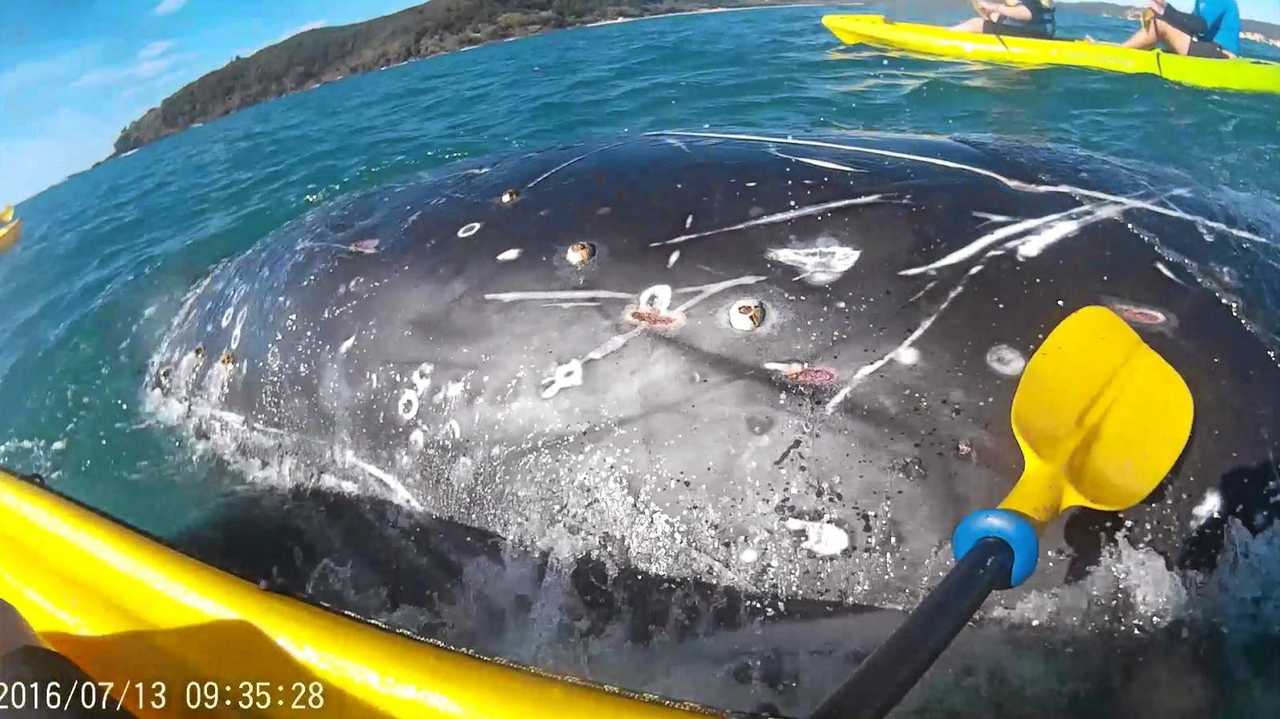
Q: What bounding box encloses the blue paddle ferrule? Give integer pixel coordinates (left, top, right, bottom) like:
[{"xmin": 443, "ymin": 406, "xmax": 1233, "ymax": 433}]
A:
[{"xmin": 953, "ymin": 509, "xmax": 1039, "ymax": 588}]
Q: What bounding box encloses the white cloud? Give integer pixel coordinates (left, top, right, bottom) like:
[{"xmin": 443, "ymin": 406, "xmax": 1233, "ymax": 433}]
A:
[
  {"xmin": 121, "ymin": 68, "xmax": 191, "ymax": 100},
  {"xmin": 152, "ymin": 0, "xmax": 187, "ymax": 16},
  {"xmin": 0, "ymin": 46, "xmax": 98, "ymax": 96},
  {"xmin": 72, "ymin": 53, "xmax": 189, "ymax": 89},
  {"xmin": 276, "ymin": 20, "xmax": 328, "ymax": 44},
  {"xmin": 227, "ymin": 19, "xmax": 330, "ymax": 61},
  {"xmin": 137, "ymin": 40, "xmax": 175, "ymax": 60}
]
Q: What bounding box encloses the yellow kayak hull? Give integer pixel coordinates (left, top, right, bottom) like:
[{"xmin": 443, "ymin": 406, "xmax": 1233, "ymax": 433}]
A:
[
  {"xmin": 822, "ymin": 15, "xmax": 1280, "ymax": 94},
  {"xmin": 0, "ymin": 470, "xmax": 715, "ymax": 718},
  {"xmin": 0, "ymin": 218, "xmax": 20, "ymax": 253}
]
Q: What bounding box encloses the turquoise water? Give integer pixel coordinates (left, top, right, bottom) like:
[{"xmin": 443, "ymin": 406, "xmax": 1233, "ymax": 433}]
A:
[{"xmin": 3, "ymin": 3, "xmax": 1280, "ymax": 712}]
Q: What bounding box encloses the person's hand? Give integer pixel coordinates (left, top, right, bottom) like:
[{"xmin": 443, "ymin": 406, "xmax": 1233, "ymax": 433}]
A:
[{"xmin": 1147, "ymin": 0, "xmax": 1167, "ymax": 16}]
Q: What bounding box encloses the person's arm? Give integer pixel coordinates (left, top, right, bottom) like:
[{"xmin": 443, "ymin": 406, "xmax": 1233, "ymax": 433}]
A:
[
  {"xmin": 977, "ymin": 1, "xmax": 1033, "ymax": 22},
  {"xmin": 1000, "ymin": 2, "xmax": 1034, "ymax": 23}
]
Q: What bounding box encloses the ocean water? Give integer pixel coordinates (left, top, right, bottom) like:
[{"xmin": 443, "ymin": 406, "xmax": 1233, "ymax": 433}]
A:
[{"xmin": 3, "ymin": 3, "xmax": 1280, "ymax": 715}]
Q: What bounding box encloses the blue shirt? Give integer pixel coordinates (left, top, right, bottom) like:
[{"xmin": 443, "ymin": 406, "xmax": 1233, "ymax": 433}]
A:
[{"xmin": 1194, "ymin": 0, "xmax": 1241, "ymax": 53}]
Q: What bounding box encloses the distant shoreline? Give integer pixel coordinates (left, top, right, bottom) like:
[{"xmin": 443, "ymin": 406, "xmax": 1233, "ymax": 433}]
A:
[
  {"xmin": 108, "ymin": 0, "xmax": 826, "ymax": 161},
  {"xmin": 581, "ymin": 2, "xmax": 829, "ymax": 28},
  {"xmin": 107, "ymin": 0, "xmax": 1278, "ymax": 164}
]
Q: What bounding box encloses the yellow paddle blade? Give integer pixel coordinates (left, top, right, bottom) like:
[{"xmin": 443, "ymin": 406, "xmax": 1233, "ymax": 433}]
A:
[
  {"xmin": 0, "ymin": 205, "xmax": 13, "ymax": 223},
  {"xmin": 998, "ymin": 306, "xmax": 1194, "ymax": 525}
]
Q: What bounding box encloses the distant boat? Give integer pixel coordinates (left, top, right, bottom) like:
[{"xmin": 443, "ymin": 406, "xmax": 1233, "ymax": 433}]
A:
[{"xmin": 0, "ymin": 206, "xmax": 21, "ymax": 253}]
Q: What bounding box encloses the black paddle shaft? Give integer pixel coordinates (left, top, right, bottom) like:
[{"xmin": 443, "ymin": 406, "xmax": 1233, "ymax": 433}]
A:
[{"xmin": 811, "ymin": 537, "xmax": 1015, "ymax": 719}]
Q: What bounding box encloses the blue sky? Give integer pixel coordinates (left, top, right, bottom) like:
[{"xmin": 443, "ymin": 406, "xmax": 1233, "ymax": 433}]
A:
[{"xmin": 1, "ymin": 0, "xmax": 1278, "ymax": 204}]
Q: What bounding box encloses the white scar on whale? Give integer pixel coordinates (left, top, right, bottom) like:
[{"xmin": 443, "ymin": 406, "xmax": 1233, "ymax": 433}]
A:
[
  {"xmin": 1014, "ymin": 204, "xmax": 1127, "ymax": 260},
  {"xmin": 766, "ymin": 245, "xmax": 862, "ymax": 285},
  {"xmin": 524, "ymin": 140, "xmax": 629, "ymax": 189},
  {"xmin": 902, "ymin": 202, "xmax": 1128, "ymax": 275},
  {"xmin": 900, "ymin": 204, "xmax": 1094, "ymax": 276},
  {"xmin": 486, "ymin": 276, "xmax": 766, "ymax": 398},
  {"xmin": 650, "ymin": 195, "xmax": 892, "ymax": 247},
  {"xmin": 344, "ymin": 449, "xmax": 423, "ymax": 510},
  {"xmin": 485, "ymin": 289, "xmax": 635, "ymax": 302},
  {"xmin": 769, "ymin": 150, "xmax": 865, "ymax": 174},
  {"xmin": 826, "ymin": 269, "xmax": 975, "ymax": 415},
  {"xmin": 828, "ymin": 203, "xmax": 1126, "ymax": 414},
  {"xmin": 650, "ymin": 131, "xmax": 1269, "ymax": 246}
]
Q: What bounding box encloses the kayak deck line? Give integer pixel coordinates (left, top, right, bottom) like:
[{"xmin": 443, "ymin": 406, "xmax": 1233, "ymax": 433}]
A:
[{"xmin": 821, "ymin": 15, "xmax": 1280, "ymax": 94}]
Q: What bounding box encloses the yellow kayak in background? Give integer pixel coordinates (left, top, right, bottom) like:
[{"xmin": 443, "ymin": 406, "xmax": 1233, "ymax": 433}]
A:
[
  {"xmin": 0, "ymin": 469, "xmax": 717, "ymax": 719},
  {"xmin": 0, "ymin": 218, "xmax": 20, "ymax": 253},
  {"xmin": 0, "ymin": 205, "xmax": 18, "ymax": 252},
  {"xmin": 822, "ymin": 15, "xmax": 1280, "ymax": 94}
]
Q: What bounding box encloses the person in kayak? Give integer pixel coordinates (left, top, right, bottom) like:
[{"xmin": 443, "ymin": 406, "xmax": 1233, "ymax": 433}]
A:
[
  {"xmin": 1121, "ymin": 0, "xmax": 1240, "ymax": 58},
  {"xmin": 952, "ymin": 0, "xmax": 1057, "ymax": 39}
]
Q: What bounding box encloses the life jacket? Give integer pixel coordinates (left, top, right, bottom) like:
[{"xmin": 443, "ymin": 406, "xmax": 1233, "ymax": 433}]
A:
[{"xmin": 1001, "ymin": 0, "xmax": 1057, "ymax": 37}]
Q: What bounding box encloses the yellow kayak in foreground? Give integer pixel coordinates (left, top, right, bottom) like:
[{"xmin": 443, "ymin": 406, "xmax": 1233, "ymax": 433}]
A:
[
  {"xmin": 0, "ymin": 470, "xmax": 716, "ymax": 718},
  {"xmin": 822, "ymin": 15, "xmax": 1280, "ymax": 94}
]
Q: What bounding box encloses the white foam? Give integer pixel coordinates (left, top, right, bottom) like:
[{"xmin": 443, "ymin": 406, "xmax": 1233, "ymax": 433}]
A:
[
  {"xmin": 784, "ymin": 518, "xmax": 850, "ymax": 556},
  {"xmin": 1190, "ymin": 489, "xmax": 1222, "ymax": 529},
  {"xmin": 990, "ymin": 533, "xmax": 1187, "ymax": 630}
]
